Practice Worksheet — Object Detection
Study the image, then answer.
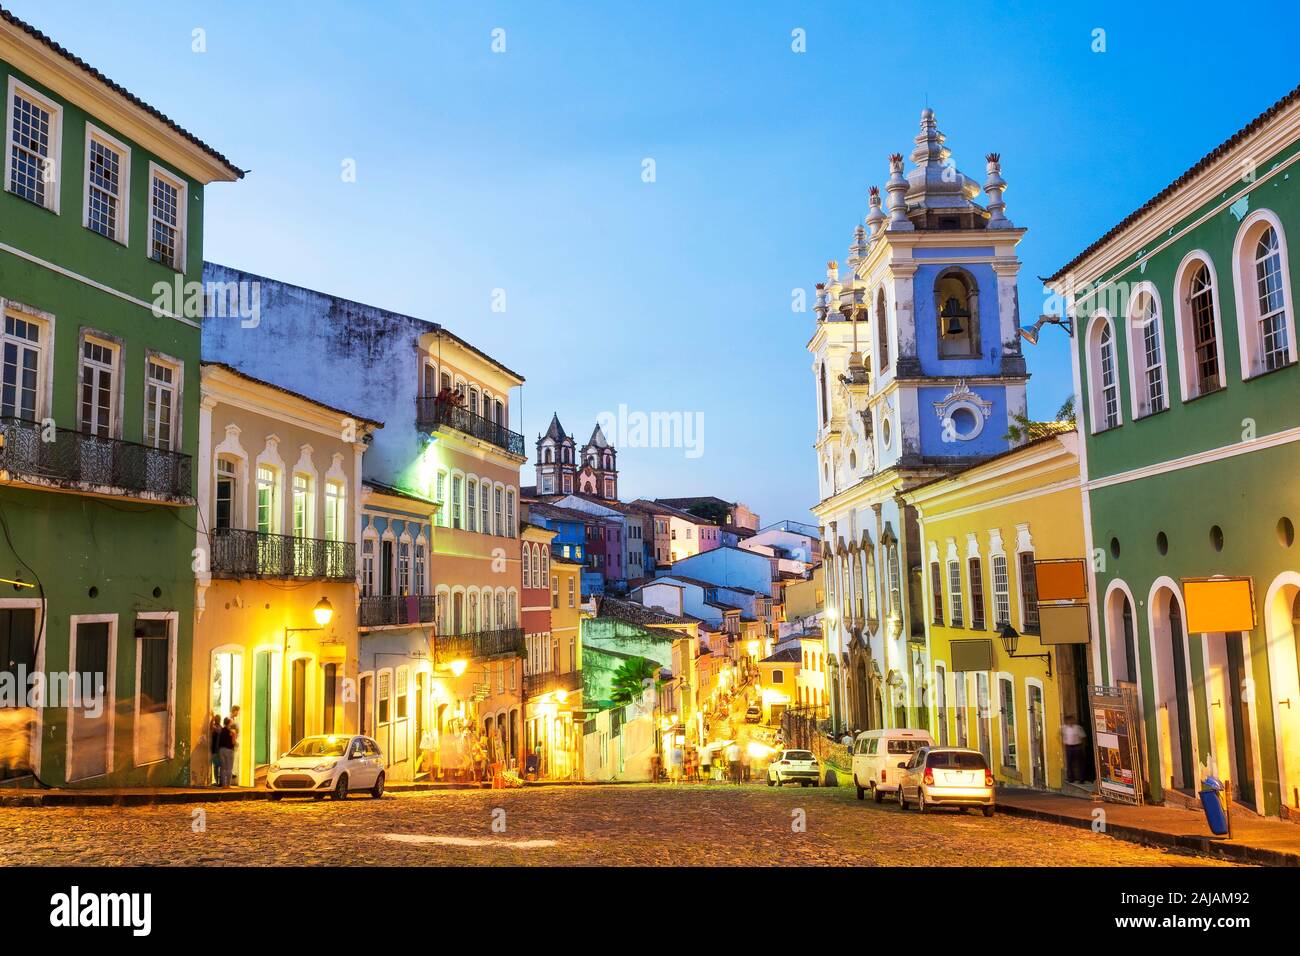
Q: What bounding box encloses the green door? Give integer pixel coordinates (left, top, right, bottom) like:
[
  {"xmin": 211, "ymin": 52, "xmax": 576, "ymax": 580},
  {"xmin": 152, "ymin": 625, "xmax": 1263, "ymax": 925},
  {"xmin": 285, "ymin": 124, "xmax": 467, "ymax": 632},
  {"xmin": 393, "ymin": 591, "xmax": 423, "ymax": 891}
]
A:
[{"xmin": 254, "ymin": 651, "xmax": 272, "ymax": 766}]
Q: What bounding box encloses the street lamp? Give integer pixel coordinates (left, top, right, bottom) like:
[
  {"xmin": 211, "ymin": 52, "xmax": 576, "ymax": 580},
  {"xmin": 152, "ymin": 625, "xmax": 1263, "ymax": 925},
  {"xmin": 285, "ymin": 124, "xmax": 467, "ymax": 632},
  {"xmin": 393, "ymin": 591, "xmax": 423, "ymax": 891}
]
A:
[
  {"xmin": 312, "ymin": 597, "xmax": 334, "ymax": 627},
  {"xmin": 998, "ymin": 623, "xmax": 1052, "ymax": 676}
]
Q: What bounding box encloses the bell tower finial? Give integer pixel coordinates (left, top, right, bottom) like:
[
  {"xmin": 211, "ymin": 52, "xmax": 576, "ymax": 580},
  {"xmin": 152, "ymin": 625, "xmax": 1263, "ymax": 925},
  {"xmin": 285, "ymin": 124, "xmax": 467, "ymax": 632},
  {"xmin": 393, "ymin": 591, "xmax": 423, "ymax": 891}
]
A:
[
  {"xmin": 984, "ymin": 152, "xmax": 1012, "ymax": 229},
  {"xmin": 886, "ymin": 154, "xmax": 914, "ymax": 232}
]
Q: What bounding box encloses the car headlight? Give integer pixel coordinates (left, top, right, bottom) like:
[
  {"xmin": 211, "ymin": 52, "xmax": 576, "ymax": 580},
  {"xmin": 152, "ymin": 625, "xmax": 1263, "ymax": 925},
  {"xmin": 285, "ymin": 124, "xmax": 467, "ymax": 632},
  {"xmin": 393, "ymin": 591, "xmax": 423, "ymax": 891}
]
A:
[
  {"xmin": 312, "ymin": 760, "xmax": 338, "ymax": 772},
  {"xmin": 269, "ymin": 764, "xmax": 280, "ymax": 773}
]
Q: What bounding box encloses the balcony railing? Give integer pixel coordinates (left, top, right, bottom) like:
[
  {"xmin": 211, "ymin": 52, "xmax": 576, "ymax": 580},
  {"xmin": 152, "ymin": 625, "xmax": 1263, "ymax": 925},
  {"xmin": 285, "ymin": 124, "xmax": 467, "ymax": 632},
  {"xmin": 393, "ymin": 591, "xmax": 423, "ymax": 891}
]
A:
[
  {"xmin": 209, "ymin": 528, "xmax": 355, "ymax": 580},
  {"xmin": 524, "ymin": 668, "xmax": 582, "ymax": 699},
  {"xmin": 415, "ymin": 397, "xmax": 525, "ymax": 457},
  {"xmin": 0, "ymin": 416, "xmax": 192, "ymax": 501},
  {"xmin": 359, "ymin": 594, "xmax": 436, "ymax": 628},
  {"xmin": 435, "ymin": 626, "xmax": 525, "ymax": 663}
]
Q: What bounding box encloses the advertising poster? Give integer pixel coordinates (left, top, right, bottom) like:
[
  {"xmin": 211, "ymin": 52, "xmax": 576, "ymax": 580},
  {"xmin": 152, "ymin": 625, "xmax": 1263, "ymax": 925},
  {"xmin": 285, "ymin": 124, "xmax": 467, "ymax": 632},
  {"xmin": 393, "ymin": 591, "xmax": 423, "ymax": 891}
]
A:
[{"xmin": 1089, "ymin": 689, "xmax": 1143, "ymax": 805}]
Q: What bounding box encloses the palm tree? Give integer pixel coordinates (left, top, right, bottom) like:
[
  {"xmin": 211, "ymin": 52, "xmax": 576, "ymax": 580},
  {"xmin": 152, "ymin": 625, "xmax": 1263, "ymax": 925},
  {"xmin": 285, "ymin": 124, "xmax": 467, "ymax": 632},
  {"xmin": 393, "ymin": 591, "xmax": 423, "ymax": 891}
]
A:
[{"xmin": 610, "ymin": 657, "xmax": 660, "ymax": 707}]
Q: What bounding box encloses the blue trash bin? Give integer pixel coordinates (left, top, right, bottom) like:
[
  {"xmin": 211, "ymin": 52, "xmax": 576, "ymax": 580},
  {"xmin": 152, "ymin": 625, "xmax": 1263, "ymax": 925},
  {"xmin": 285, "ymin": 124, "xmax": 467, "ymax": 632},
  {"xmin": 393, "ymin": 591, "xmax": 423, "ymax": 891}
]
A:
[{"xmin": 1199, "ymin": 775, "xmax": 1229, "ymax": 836}]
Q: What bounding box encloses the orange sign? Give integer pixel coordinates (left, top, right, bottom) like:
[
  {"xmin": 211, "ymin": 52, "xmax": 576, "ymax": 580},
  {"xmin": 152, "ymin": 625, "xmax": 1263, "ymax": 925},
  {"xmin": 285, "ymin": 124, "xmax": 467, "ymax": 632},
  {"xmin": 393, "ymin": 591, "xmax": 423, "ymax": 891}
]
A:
[
  {"xmin": 1182, "ymin": 577, "xmax": 1256, "ymax": 634},
  {"xmin": 1035, "ymin": 559, "xmax": 1088, "ymax": 602}
]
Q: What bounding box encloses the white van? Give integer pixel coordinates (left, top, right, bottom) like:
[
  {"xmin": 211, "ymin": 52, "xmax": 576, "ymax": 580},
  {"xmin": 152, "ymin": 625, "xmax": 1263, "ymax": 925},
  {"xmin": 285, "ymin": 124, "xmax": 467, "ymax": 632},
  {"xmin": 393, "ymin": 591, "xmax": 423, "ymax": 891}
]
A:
[{"xmin": 851, "ymin": 728, "xmax": 935, "ymax": 802}]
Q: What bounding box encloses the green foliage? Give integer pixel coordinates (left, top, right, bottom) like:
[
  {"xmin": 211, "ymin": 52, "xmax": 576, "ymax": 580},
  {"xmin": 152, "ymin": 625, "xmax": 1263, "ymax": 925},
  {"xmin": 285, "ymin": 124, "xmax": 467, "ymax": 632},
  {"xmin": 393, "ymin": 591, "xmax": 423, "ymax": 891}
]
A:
[
  {"xmin": 610, "ymin": 656, "xmax": 661, "ymax": 707},
  {"xmin": 1004, "ymin": 394, "xmax": 1077, "ymax": 443}
]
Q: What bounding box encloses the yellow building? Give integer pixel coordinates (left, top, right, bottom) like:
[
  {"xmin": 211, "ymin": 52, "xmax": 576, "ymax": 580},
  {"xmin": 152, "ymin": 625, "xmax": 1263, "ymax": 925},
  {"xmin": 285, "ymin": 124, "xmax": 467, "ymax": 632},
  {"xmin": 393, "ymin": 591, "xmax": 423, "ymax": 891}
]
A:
[
  {"xmin": 192, "ymin": 364, "xmax": 380, "ymax": 787},
  {"xmin": 782, "ymin": 565, "xmax": 824, "ymax": 626},
  {"xmin": 902, "ymin": 429, "xmax": 1092, "ymax": 792}
]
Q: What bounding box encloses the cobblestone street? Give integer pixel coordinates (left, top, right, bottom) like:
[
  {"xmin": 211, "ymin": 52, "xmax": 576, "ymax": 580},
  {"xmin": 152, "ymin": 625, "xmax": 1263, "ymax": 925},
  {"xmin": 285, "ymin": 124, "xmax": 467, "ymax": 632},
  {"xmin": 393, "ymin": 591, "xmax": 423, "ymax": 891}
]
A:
[{"xmin": 0, "ymin": 784, "xmax": 1230, "ymax": 866}]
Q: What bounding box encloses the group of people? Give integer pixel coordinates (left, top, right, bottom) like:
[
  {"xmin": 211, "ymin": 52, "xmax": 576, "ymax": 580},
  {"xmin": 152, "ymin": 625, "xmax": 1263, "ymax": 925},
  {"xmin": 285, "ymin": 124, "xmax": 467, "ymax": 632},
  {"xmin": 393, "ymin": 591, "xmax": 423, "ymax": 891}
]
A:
[
  {"xmin": 208, "ymin": 707, "xmax": 240, "ymax": 787},
  {"xmin": 416, "ymin": 723, "xmax": 508, "ymax": 783}
]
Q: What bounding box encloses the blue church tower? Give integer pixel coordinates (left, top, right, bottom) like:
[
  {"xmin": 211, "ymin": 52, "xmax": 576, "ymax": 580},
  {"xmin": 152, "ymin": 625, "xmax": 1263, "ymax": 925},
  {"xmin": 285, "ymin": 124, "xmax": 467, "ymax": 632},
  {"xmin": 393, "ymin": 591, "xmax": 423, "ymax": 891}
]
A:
[{"xmin": 808, "ymin": 108, "xmax": 1030, "ymax": 734}]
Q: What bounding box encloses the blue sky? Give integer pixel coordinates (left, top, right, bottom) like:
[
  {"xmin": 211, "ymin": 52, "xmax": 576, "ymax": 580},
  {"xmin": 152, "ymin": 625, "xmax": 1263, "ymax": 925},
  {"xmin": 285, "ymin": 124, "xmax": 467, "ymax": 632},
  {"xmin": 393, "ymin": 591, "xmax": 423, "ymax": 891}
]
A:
[{"xmin": 13, "ymin": 0, "xmax": 1300, "ymax": 523}]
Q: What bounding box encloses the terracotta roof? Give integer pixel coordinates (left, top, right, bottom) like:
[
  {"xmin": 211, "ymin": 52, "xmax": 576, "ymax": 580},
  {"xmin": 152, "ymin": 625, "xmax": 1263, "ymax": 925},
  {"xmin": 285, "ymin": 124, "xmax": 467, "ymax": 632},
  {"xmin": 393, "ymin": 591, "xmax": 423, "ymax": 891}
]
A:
[
  {"xmin": 760, "ymin": 647, "xmax": 801, "ymax": 664},
  {"xmin": 363, "ymin": 480, "xmax": 437, "ymax": 507},
  {"xmin": 597, "ymin": 596, "xmax": 695, "ymax": 627},
  {"xmin": 0, "ymin": 6, "xmax": 242, "ymax": 180},
  {"xmin": 1046, "ymin": 82, "xmax": 1300, "ymax": 283}
]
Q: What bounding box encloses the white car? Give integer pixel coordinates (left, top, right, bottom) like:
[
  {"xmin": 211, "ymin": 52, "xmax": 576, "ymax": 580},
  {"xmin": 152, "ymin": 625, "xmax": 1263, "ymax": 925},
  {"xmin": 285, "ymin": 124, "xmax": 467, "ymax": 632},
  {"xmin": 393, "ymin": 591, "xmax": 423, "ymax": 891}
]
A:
[
  {"xmin": 851, "ymin": 728, "xmax": 934, "ymax": 802},
  {"xmin": 267, "ymin": 734, "xmax": 386, "ymax": 800},
  {"xmin": 896, "ymin": 746, "xmax": 996, "ymax": 816},
  {"xmin": 767, "ymin": 749, "xmax": 820, "ymax": 787}
]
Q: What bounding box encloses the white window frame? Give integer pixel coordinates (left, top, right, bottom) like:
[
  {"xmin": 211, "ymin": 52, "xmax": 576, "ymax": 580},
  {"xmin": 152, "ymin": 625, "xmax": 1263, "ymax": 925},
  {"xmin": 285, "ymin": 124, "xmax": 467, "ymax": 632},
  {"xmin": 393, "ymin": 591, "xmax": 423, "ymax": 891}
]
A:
[
  {"xmin": 83, "ymin": 123, "xmax": 130, "ymax": 244},
  {"xmin": 143, "ymin": 351, "xmax": 181, "ymax": 451},
  {"xmin": 147, "ymin": 161, "xmax": 188, "ymax": 272},
  {"xmin": 997, "ymin": 672, "xmax": 1018, "ymax": 770},
  {"xmin": 1232, "ymin": 209, "xmax": 1297, "ymax": 379},
  {"xmin": 324, "ymin": 479, "xmax": 345, "ymax": 542},
  {"xmin": 1171, "ymin": 250, "xmax": 1227, "ymax": 401},
  {"xmin": 5, "ymin": 77, "xmax": 62, "ymax": 214},
  {"xmin": 1125, "ymin": 283, "xmax": 1167, "ymax": 419},
  {"xmin": 0, "ymin": 301, "xmax": 54, "ymax": 421},
  {"xmin": 1084, "ymin": 312, "xmax": 1122, "ymax": 433},
  {"xmin": 78, "ymin": 333, "xmax": 121, "ymax": 438}
]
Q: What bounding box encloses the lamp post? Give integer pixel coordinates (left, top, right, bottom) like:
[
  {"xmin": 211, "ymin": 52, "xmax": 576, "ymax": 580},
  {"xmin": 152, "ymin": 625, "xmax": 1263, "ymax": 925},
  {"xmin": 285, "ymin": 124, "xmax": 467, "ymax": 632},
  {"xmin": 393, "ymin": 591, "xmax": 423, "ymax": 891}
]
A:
[{"xmin": 997, "ymin": 623, "xmax": 1052, "ymax": 676}]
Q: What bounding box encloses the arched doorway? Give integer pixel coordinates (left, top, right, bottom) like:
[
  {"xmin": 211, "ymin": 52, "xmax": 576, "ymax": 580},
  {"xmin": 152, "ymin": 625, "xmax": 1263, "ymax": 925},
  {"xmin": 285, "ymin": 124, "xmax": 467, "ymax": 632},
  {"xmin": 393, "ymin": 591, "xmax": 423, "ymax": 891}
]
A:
[
  {"xmin": 1104, "ymin": 584, "xmax": 1138, "ymax": 684},
  {"xmin": 1265, "ymin": 574, "xmax": 1300, "ymax": 814},
  {"xmin": 1150, "ymin": 584, "xmax": 1195, "ymax": 793},
  {"xmin": 853, "ymin": 655, "xmax": 869, "ymax": 732}
]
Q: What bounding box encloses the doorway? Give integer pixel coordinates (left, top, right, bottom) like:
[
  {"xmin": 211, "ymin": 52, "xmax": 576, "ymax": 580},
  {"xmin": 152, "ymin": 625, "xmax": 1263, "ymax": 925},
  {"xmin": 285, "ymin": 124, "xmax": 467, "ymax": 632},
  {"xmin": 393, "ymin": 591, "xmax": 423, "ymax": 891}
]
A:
[
  {"xmin": 359, "ymin": 674, "xmax": 373, "ymax": 737},
  {"xmin": 210, "ymin": 649, "xmax": 242, "ymax": 785},
  {"xmin": 1225, "ymin": 634, "xmax": 1257, "ymax": 809},
  {"xmin": 68, "ymin": 618, "xmax": 113, "ymax": 782},
  {"xmin": 0, "ymin": 606, "xmax": 38, "ymax": 781},
  {"xmin": 253, "ymin": 650, "xmax": 273, "ymax": 768},
  {"xmin": 1028, "ymin": 683, "xmax": 1047, "ymax": 789},
  {"xmin": 290, "ymin": 658, "xmax": 307, "ymax": 749},
  {"xmin": 975, "ymin": 673, "xmax": 991, "ymax": 764},
  {"xmin": 1168, "ymin": 600, "xmax": 1195, "ymax": 792}
]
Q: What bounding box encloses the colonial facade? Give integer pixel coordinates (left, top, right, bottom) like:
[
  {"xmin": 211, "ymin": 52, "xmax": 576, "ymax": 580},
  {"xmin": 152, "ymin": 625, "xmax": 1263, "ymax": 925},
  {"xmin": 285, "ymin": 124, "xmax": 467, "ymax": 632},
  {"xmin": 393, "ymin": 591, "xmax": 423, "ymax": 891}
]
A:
[
  {"xmin": 1048, "ymin": 83, "xmax": 1300, "ymax": 816},
  {"xmin": 201, "ymin": 265, "xmax": 529, "ymax": 775},
  {"xmin": 810, "ymin": 110, "xmax": 1029, "ymax": 736},
  {"xmin": 357, "ymin": 480, "xmax": 437, "ymax": 782},
  {"xmin": 192, "ymin": 364, "xmax": 377, "ymax": 787},
  {"xmin": 0, "ymin": 15, "xmax": 240, "ymax": 786},
  {"xmin": 902, "ymin": 429, "xmax": 1089, "ymax": 792}
]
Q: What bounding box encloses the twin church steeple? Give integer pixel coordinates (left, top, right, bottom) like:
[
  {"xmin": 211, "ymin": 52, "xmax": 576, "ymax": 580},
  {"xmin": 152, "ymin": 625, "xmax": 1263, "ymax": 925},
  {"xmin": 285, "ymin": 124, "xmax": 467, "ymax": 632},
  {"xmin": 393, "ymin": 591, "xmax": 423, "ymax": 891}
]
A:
[{"xmin": 535, "ymin": 414, "xmax": 618, "ymax": 500}]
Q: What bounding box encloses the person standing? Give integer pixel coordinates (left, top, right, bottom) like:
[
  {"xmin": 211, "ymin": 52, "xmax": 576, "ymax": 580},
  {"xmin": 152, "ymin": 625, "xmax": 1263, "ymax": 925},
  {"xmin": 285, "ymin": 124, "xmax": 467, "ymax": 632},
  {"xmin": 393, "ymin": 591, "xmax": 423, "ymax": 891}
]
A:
[
  {"xmin": 217, "ymin": 717, "xmax": 236, "ymax": 787},
  {"xmin": 208, "ymin": 714, "xmax": 222, "ymax": 786},
  {"xmin": 726, "ymin": 741, "xmax": 742, "ymax": 784},
  {"xmin": 1062, "ymin": 717, "xmax": 1087, "ymax": 783},
  {"xmin": 698, "ymin": 743, "xmax": 712, "ymax": 784},
  {"xmin": 740, "ymin": 743, "xmax": 752, "ymax": 783}
]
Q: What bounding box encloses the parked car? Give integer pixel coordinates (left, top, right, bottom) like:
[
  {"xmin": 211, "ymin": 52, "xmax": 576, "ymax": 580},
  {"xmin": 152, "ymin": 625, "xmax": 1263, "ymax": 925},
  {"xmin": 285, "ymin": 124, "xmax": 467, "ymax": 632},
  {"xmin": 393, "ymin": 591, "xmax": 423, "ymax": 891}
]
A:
[
  {"xmin": 767, "ymin": 749, "xmax": 820, "ymax": 787},
  {"xmin": 744, "ymin": 703, "xmax": 762, "ymax": 724},
  {"xmin": 895, "ymin": 747, "xmax": 995, "ymax": 816},
  {"xmin": 267, "ymin": 734, "xmax": 386, "ymax": 800},
  {"xmin": 851, "ymin": 728, "xmax": 935, "ymax": 802}
]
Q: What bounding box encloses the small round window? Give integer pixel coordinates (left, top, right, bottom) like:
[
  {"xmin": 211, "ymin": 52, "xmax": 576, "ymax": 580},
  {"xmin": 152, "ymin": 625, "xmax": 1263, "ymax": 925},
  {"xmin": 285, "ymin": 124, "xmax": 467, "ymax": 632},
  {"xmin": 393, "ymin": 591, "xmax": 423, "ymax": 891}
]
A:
[
  {"xmin": 950, "ymin": 407, "xmax": 979, "ymax": 438},
  {"xmin": 881, "ymin": 418, "xmax": 892, "ymax": 449}
]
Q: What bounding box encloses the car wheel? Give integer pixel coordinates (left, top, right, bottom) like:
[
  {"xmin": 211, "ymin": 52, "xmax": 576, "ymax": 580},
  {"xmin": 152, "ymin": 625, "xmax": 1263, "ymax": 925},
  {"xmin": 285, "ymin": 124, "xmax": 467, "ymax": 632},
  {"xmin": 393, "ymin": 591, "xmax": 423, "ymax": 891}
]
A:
[
  {"xmin": 917, "ymin": 790, "xmax": 927, "ymax": 813},
  {"xmin": 800, "ymin": 781, "xmax": 809, "ymax": 788},
  {"xmin": 897, "ymin": 787, "xmax": 907, "ymax": 810},
  {"xmin": 269, "ymin": 792, "xmax": 283, "ymax": 802},
  {"xmin": 872, "ymin": 783, "xmax": 883, "ymax": 804},
  {"xmin": 855, "ymin": 775, "xmax": 865, "ymax": 800},
  {"xmin": 332, "ymin": 773, "xmax": 349, "ymax": 800},
  {"xmin": 371, "ymin": 772, "xmax": 385, "ymax": 799},
  {"xmin": 982, "ymin": 805, "xmax": 995, "ymax": 818},
  {"xmin": 767, "ymin": 774, "xmax": 775, "ymax": 787}
]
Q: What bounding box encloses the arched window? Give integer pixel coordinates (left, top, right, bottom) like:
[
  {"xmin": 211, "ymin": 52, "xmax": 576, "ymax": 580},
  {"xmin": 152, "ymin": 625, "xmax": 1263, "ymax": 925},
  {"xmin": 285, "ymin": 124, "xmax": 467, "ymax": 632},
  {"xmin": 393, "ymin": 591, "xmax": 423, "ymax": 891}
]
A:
[
  {"xmin": 934, "ymin": 268, "xmax": 979, "ymax": 359},
  {"xmin": 818, "ymin": 363, "xmax": 828, "ymax": 425},
  {"xmin": 468, "ymin": 386, "xmax": 480, "ymax": 417},
  {"xmin": 522, "ymin": 543, "xmax": 531, "ymax": 588},
  {"xmin": 1086, "ymin": 315, "xmax": 1122, "ymax": 432},
  {"xmin": 875, "ymin": 287, "xmax": 890, "ymax": 374},
  {"xmin": 1233, "ymin": 211, "xmax": 1296, "ymax": 378},
  {"xmin": 1173, "ymin": 255, "xmax": 1224, "ymax": 400},
  {"xmin": 1127, "ymin": 288, "xmax": 1166, "ymax": 417}
]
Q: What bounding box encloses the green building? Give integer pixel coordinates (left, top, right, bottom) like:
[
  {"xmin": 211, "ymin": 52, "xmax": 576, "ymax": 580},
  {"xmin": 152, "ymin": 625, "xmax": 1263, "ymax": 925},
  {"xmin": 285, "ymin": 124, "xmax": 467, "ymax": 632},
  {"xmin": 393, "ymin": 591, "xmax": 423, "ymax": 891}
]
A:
[
  {"xmin": 1048, "ymin": 83, "xmax": 1300, "ymax": 817},
  {"xmin": 0, "ymin": 12, "xmax": 240, "ymax": 786}
]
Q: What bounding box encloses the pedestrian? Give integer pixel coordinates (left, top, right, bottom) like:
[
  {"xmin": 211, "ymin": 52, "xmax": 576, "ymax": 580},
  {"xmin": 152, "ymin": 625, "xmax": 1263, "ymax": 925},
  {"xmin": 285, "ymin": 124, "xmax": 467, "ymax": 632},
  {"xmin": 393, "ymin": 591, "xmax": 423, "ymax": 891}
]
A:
[
  {"xmin": 670, "ymin": 744, "xmax": 684, "ymax": 783},
  {"xmin": 227, "ymin": 705, "xmax": 241, "ymax": 786},
  {"xmin": 1062, "ymin": 716, "xmax": 1087, "ymax": 783},
  {"xmin": 699, "ymin": 743, "xmax": 712, "ymax": 784},
  {"xmin": 726, "ymin": 741, "xmax": 742, "ymax": 784},
  {"xmin": 841, "ymin": 728, "xmax": 854, "ymax": 751},
  {"xmin": 740, "ymin": 743, "xmax": 752, "ymax": 783},
  {"xmin": 217, "ymin": 717, "xmax": 236, "ymax": 787},
  {"xmin": 208, "ymin": 713, "xmax": 222, "ymax": 787}
]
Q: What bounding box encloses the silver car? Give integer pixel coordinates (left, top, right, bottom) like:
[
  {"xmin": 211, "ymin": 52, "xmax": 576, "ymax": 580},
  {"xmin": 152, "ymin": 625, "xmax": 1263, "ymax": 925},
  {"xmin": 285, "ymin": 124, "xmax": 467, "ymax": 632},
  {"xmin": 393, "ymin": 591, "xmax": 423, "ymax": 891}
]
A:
[
  {"xmin": 895, "ymin": 746, "xmax": 995, "ymax": 815},
  {"xmin": 267, "ymin": 734, "xmax": 386, "ymax": 800}
]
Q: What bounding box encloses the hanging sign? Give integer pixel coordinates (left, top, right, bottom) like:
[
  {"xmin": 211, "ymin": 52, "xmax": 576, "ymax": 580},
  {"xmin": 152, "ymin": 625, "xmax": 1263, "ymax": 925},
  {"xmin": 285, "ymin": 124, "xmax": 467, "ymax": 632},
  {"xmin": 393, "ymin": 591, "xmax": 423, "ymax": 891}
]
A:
[
  {"xmin": 1034, "ymin": 558, "xmax": 1088, "ymax": 602},
  {"xmin": 1182, "ymin": 576, "xmax": 1256, "ymax": 633},
  {"xmin": 1037, "ymin": 603, "xmax": 1091, "ymax": 645}
]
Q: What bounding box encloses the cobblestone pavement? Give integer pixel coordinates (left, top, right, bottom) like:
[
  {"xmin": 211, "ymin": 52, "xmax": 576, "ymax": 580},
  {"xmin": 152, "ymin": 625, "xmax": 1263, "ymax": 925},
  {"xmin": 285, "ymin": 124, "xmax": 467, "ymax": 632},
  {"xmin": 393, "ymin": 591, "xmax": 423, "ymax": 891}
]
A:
[{"xmin": 0, "ymin": 783, "xmax": 1231, "ymax": 866}]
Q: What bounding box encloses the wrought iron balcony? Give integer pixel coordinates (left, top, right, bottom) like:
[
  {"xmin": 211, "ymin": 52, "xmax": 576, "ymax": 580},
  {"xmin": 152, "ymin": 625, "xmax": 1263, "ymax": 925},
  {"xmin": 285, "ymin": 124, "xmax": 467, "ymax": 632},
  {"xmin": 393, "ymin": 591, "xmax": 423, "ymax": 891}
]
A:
[
  {"xmin": 524, "ymin": 668, "xmax": 582, "ymax": 699},
  {"xmin": 0, "ymin": 416, "xmax": 192, "ymax": 502},
  {"xmin": 359, "ymin": 594, "xmax": 436, "ymax": 628},
  {"xmin": 434, "ymin": 626, "xmax": 525, "ymax": 663},
  {"xmin": 209, "ymin": 528, "xmax": 355, "ymax": 581},
  {"xmin": 415, "ymin": 397, "xmax": 525, "ymax": 457}
]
